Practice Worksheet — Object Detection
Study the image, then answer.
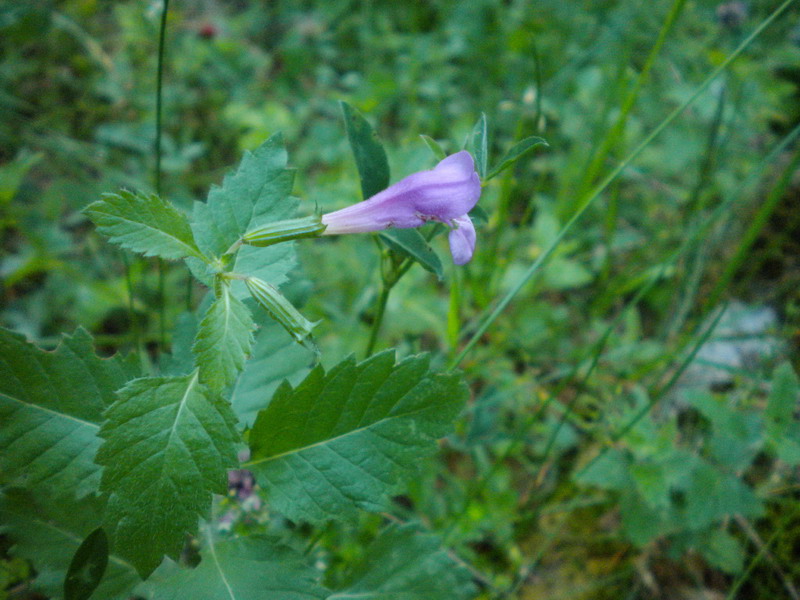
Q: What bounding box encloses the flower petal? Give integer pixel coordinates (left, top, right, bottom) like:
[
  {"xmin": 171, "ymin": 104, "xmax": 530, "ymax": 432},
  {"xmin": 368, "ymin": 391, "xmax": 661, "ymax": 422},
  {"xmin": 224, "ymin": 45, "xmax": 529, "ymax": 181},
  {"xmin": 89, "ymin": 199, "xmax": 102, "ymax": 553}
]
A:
[
  {"xmin": 448, "ymin": 214, "xmax": 476, "ymax": 265},
  {"xmin": 322, "ymin": 151, "xmax": 481, "ymax": 235}
]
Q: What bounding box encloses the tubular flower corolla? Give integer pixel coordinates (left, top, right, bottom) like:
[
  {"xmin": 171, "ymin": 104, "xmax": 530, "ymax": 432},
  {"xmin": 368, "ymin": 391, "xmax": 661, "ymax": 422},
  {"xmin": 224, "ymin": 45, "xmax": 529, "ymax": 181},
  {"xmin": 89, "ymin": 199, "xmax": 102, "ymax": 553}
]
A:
[{"xmin": 321, "ymin": 151, "xmax": 481, "ymax": 264}]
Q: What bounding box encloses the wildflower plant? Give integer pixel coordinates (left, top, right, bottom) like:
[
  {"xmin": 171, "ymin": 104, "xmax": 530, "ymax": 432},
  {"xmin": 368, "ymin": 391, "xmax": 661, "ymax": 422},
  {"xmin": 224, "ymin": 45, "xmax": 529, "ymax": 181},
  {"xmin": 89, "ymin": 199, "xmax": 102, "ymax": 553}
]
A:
[{"xmin": 0, "ymin": 104, "xmax": 545, "ymax": 599}]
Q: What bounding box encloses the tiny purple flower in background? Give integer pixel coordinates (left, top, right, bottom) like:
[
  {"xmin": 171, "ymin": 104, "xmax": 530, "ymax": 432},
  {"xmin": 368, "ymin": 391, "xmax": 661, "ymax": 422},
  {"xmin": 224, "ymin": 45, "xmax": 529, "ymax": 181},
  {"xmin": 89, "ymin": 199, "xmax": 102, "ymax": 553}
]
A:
[{"xmin": 322, "ymin": 150, "xmax": 482, "ymax": 264}]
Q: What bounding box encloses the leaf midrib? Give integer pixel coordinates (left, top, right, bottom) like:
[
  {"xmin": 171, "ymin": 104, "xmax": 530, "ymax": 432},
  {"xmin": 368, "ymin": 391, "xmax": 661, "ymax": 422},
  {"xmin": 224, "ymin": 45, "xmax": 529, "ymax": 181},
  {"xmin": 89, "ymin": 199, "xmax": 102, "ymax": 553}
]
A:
[
  {"xmin": 205, "ymin": 526, "xmax": 236, "ymax": 600},
  {"xmin": 1, "ymin": 391, "xmax": 98, "ymax": 429},
  {"xmin": 93, "ymin": 207, "xmax": 203, "ymax": 260},
  {"xmin": 12, "ymin": 508, "xmax": 138, "ymax": 574},
  {"xmin": 244, "ymin": 397, "xmax": 438, "ymax": 468}
]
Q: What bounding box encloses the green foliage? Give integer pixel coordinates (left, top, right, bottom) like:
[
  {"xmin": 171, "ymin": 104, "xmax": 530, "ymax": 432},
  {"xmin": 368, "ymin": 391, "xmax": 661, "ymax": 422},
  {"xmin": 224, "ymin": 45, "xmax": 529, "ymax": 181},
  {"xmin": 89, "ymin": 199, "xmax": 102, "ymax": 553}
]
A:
[
  {"xmin": 193, "ymin": 287, "xmax": 256, "ymax": 393},
  {"xmin": 329, "ymin": 525, "xmax": 475, "ymax": 600},
  {"xmin": 0, "ymin": 489, "xmax": 139, "ymax": 599},
  {"xmin": 419, "ymin": 135, "xmax": 448, "ymax": 161},
  {"xmin": 485, "ymin": 136, "xmax": 548, "ymax": 180},
  {"xmin": 84, "ymin": 190, "xmax": 205, "ymax": 261},
  {"xmin": 230, "ymin": 320, "xmax": 314, "ymax": 427},
  {"xmin": 96, "ymin": 374, "xmax": 240, "ymax": 577},
  {"xmin": 575, "ymin": 362, "xmax": 800, "ymax": 573},
  {"xmin": 379, "ymin": 229, "xmax": 444, "ymax": 280},
  {"xmin": 247, "ymin": 352, "xmax": 468, "ymax": 523},
  {"xmin": 0, "ymin": 327, "xmax": 138, "ymax": 498},
  {"xmin": 141, "ymin": 533, "xmax": 328, "ymax": 600},
  {"xmin": 340, "ymin": 101, "xmax": 390, "ymax": 200},
  {"xmin": 63, "ymin": 528, "xmax": 109, "ymax": 600},
  {"xmin": 465, "ymin": 113, "xmax": 488, "ymax": 180},
  {"xmin": 5, "ymin": 0, "xmax": 800, "ymax": 597},
  {"xmin": 765, "ymin": 362, "xmax": 800, "ymax": 464}
]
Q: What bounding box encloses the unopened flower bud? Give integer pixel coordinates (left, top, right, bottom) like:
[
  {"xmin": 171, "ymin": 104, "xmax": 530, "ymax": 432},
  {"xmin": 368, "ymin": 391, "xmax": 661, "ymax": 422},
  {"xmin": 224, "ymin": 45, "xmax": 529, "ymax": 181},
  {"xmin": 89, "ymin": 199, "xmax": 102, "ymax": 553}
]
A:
[
  {"xmin": 245, "ymin": 277, "xmax": 316, "ymax": 344},
  {"xmin": 242, "ymin": 215, "xmax": 327, "ymax": 247}
]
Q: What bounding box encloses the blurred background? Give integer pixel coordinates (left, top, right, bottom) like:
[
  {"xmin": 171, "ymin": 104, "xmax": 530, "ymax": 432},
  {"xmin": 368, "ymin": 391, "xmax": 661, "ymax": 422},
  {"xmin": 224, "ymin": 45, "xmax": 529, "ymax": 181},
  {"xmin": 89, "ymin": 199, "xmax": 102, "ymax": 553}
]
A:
[{"xmin": 2, "ymin": 0, "xmax": 800, "ymax": 598}]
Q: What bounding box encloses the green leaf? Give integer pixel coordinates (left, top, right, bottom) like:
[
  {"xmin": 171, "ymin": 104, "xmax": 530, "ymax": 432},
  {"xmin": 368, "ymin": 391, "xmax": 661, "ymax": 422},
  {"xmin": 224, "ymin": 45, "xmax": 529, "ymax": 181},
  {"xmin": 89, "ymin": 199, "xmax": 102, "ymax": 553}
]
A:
[
  {"xmin": 193, "ymin": 287, "xmax": 256, "ymax": 393},
  {"xmin": 682, "ymin": 461, "xmax": 762, "ymax": 530},
  {"xmin": 619, "ymin": 488, "xmax": 666, "ymax": 546},
  {"xmin": 341, "ymin": 101, "xmax": 390, "ymax": 199},
  {"xmin": 140, "ymin": 532, "xmax": 328, "ymax": 600},
  {"xmin": 630, "ymin": 461, "xmax": 670, "ymax": 510},
  {"xmin": 420, "ymin": 135, "xmax": 447, "ymax": 161},
  {"xmin": 698, "ymin": 529, "xmax": 745, "ymax": 574},
  {"xmin": 64, "ymin": 528, "xmax": 108, "ymax": 600},
  {"xmin": 465, "ymin": 113, "xmax": 488, "ymax": 179},
  {"xmin": 246, "ymin": 351, "xmax": 468, "ymax": 524},
  {"xmin": 84, "ymin": 190, "xmax": 205, "ymax": 261},
  {"xmin": 96, "ymin": 373, "xmax": 240, "ymax": 577},
  {"xmin": 485, "ymin": 136, "xmax": 548, "ymax": 180},
  {"xmin": 160, "ymin": 312, "xmax": 199, "ymax": 376},
  {"xmin": 329, "ymin": 524, "xmax": 475, "ymax": 600},
  {"xmin": 766, "ymin": 362, "xmax": 799, "ymax": 436},
  {"xmin": 230, "ymin": 320, "xmax": 315, "ymax": 427},
  {"xmin": 687, "ymin": 392, "xmax": 763, "ymax": 471},
  {"xmin": 379, "ymin": 228, "xmax": 444, "ymax": 280},
  {"xmin": 469, "ymin": 204, "xmax": 489, "ymax": 226},
  {"xmin": 191, "ymin": 134, "xmax": 298, "ymax": 295},
  {"xmin": 0, "ymin": 327, "xmax": 139, "ymax": 497},
  {"xmin": 0, "ymin": 489, "xmax": 139, "ymax": 600}
]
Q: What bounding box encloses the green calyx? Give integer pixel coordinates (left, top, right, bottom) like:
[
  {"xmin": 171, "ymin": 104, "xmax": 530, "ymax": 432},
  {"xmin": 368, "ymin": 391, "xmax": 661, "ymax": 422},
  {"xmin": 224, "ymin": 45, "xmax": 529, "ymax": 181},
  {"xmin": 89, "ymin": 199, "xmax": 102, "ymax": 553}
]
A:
[{"xmin": 242, "ymin": 215, "xmax": 327, "ymax": 248}]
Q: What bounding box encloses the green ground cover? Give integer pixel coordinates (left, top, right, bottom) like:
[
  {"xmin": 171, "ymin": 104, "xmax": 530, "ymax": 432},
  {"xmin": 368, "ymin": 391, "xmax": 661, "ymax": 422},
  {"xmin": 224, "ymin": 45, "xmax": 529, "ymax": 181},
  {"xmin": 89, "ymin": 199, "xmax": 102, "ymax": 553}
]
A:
[{"xmin": 2, "ymin": 1, "xmax": 800, "ymax": 598}]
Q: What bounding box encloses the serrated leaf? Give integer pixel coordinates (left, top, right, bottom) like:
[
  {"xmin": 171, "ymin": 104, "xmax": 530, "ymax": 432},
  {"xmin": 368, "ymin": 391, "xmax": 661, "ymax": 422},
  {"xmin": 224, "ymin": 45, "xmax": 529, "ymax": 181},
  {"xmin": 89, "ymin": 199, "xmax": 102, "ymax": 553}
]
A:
[
  {"xmin": 485, "ymin": 136, "xmax": 548, "ymax": 180},
  {"xmin": 0, "ymin": 327, "xmax": 139, "ymax": 497},
  {"xmin": 341, "ymin": 101, "xmax": 390, "ymax": 199},
  {"xmin": 0, "ymin": 489, "xmax": 139, "ymax": 600},
  {"xmin": 193, "ymin": 287, "xmax": 255, "ymax": 393},
  {"xmin": 190, "ymin": 135, "xmax": 298, "ymax": 296},
  {"xmin": 230, "ymin": 320, "xmax": 315, "ymax": 427},
  {"xmin": 379, "ymin": 228, "xmax": 444, "ymax": 280},
  {"xmin": 139, "ymin": 532, "xmax": 328, "ymax": 600},
  {"xmin": 246, "ymin": 351, "xmax": 468, "ymax": 524},
  {"xmin": 192, "ymin": 134, "xmax": 295, "ymax": 256},
  {"xmin": 465, "ymin": 113, "xmax": 488, "ymax": 179},
  {"xmin": 329, "ymin": 524, "xmax": 475, "ymax": 600},
  {"xmin": 64, "ymin": 528, "xmax": 108, "ymax": 600},
  {"xmin": 96, "ymin": 373, "xmax": 240, "ymax": 577},
  {"xmin": 84, "ymin": 190, "xmax": 204, "ymax": 261},
  {"xmin": 419, "ymin": 134, "xmax": 447, "ymax": 161}
]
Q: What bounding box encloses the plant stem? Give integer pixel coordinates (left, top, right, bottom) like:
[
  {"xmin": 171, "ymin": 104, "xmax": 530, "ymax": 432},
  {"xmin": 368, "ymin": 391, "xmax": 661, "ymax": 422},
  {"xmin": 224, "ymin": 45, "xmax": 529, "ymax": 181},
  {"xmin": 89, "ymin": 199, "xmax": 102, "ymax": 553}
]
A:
[
  {"xmin": 365, "ymin": 281, "xmax": 391, "ymax": 357},
  {"xmin": 155, "ymin": 0, "xmax": 170, "ymax": 351}
]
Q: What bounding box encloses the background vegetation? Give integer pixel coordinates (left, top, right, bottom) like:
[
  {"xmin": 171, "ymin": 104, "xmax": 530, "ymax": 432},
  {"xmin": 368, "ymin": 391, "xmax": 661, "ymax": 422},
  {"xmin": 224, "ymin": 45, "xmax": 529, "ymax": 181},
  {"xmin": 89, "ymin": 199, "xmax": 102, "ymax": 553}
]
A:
[{"xmin": 2, "ymin": 0, "xmax": 800, "ymax": 598}]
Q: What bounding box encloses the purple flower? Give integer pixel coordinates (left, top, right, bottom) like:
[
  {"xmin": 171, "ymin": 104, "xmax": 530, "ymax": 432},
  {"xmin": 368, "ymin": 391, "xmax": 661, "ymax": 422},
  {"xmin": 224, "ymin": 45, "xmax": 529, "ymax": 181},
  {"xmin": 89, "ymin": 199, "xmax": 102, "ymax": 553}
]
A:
[{"xmin": 322, "ymin": 151, "xmax": 481, "ymax": 264}]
